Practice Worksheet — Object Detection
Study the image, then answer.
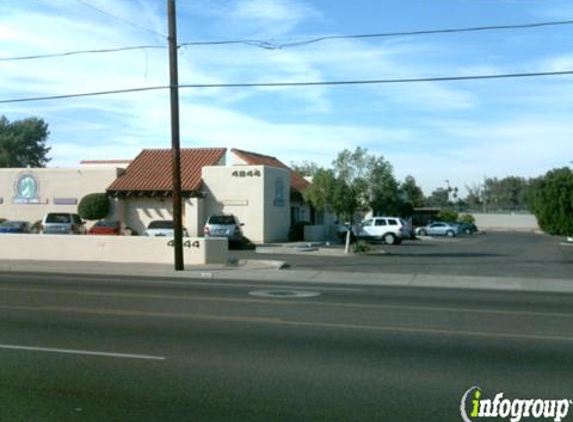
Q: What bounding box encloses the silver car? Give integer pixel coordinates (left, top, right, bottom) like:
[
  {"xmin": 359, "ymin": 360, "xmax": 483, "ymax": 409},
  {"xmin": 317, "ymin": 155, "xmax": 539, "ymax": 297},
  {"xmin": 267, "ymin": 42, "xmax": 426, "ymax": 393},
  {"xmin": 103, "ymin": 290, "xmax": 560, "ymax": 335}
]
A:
[
  {"xmin": 204, "ymin": 214, "xmax": 244, "ymax": 245},
  {"xmin": 40, "ymin": 213, "xmax": 86, "ymax": 235},
  {"xmin": 416, "ymin": 222, "xmax": 458, "ymax": 237}
]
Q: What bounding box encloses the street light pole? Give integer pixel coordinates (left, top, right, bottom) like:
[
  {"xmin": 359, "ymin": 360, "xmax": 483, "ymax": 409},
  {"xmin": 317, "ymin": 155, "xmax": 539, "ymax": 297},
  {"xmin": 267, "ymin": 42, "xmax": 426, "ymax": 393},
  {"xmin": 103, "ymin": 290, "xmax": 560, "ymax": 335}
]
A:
[{"xmin": 167, "ymin": 0, "xmax": 184, "ymax": 271}]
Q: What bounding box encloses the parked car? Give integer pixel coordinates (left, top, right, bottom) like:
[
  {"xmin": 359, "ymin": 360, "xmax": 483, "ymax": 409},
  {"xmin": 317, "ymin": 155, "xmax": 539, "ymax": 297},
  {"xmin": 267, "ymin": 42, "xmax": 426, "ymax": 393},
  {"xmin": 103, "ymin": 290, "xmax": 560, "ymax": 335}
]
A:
[
  {"xmin": 144, "ymin": 220, "xmax": 189, "ymax": 237},
  {"xmin": 204, "ymin": 214, "xmax": 244, "ymax": 245},
  {"xmin": 457, "ymin": 222, "xmax": 478, "ymax": 235},
  {"xmin": 354, "ymin": 216, "xmax": 410, "ymax": 245},
  {"xmin": 40, "ymin": 213, "xmax": 86, "ymax": 235},
  {"xmin": 0, "ymin": 220, "xmax": 31, "ymax": 234},
  {"xmin": 416, "ymin": 222, "xmax": 459, "ymax": 237},
  {"xmin": 88, "ymin": 220, "xmax": 124, "ymax": 236}
]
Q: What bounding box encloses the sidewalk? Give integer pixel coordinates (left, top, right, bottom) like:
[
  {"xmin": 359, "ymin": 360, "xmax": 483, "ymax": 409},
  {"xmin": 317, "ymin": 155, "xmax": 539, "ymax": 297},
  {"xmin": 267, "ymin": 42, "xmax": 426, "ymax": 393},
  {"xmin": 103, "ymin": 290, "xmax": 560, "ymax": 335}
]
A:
[{"xmin": 1, "ymin": 258, "xmax": 572, "ymax": 295}]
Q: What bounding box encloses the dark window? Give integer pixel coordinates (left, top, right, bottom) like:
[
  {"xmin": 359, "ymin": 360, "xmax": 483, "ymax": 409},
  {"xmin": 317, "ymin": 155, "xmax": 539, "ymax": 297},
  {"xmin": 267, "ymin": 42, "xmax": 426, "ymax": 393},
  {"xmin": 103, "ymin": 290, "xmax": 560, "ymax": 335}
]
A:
[
  {"xmin": 209, "ymin": 216, "xmax": 236, "ymax": 225},
  {"xmin": 375, "ymin": 219, "xmax": 387, "ymax": 226},
  {"xmin": 387, "ymin": 219, "xmax": 398, "ymax": 226},
  {"xmin": 94, "ymin": 221, "xmax": 119, "ymax": 228},
  {"xmin": 45, "ymin": 213, "xmax": 71, "ymax": 224},
  {"xmin": 148, "ymin": 220, "xmax": 174, "ymax": 229}
]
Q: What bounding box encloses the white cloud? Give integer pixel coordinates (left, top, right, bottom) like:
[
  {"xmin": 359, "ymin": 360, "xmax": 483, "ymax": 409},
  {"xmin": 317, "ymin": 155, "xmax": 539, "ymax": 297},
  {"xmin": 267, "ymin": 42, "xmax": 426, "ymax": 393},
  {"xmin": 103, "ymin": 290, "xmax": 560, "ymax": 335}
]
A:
[{"xmin": 228, "ymin": 0, "xmax": 321, "ymax": 35}]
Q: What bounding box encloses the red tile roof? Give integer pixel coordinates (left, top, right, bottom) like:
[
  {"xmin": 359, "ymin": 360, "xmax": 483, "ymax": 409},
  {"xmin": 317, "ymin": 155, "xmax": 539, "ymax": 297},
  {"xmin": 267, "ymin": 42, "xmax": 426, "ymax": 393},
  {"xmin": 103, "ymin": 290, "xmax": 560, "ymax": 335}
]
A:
[
  {"xmin": 231, "ymin": 148, "xmax": 310, "ymax": 193},
  {"xmin": 108, "ymin": 148, "xmax": 226, "ymax": 193}
]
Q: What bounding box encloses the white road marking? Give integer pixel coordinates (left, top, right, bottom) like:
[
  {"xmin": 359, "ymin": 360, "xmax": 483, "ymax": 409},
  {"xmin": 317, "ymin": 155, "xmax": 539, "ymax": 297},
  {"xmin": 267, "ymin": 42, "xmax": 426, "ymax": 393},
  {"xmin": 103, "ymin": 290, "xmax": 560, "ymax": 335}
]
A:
[{"xmin": 0, "ymin": 343, "xmax": 166, "ymax": 360}]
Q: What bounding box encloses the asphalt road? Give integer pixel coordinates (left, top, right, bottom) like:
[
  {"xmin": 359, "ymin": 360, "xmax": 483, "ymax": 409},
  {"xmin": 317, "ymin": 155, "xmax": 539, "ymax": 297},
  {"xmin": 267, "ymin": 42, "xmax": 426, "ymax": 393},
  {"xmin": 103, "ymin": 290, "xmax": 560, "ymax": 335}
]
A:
[
  {"xmin": 238, "ymin": 232, "xmax": 573, "ymax": 279},
  {"xmin": 0, "ymin": 271, "xmax": 572, "ymax": 421}
]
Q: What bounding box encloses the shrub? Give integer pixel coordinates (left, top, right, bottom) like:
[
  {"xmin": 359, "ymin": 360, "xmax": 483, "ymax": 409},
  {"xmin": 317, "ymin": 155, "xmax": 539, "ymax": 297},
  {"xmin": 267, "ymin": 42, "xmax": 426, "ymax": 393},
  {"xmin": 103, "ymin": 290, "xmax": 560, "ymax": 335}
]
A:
[
  {"xmin": 528, "ymin": 168, "xmax": 573, "ymax": 235},
  {"xmin": 437, "ymin": 209, "xmax": 458, "ymax": 223},
  {"xmin": 31, "ymin": 220, "xmax": 42, "ymax": 233},
  {"xmin": 78, "ymin": 193, "xmax": 110, "ymax": 221},
  {"xmin": 458, "ymin": 214, "xmax": 475, "ymax": 225},
  {"xmin": 351, "ymin": 240, "xmax": 371, "ymax": 254},
  {"xmin": 288, "ymin": 221, "xmax": 311, "ymax": 241},
  {"xmin": 0, "ymin": 218, "xmax": 6, "ymax": 224}
]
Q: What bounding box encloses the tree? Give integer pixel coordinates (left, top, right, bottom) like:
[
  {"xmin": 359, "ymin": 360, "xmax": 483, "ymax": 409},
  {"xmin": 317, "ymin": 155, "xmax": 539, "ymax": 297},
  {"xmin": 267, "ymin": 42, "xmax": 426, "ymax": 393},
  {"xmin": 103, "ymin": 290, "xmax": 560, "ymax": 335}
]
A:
[
  {"xmin": 426, "ymin": 187, "xmax": 450, "ymax": 207},
  {"xmin": 465, "ymin": 183, "xmax": 483, "ymax": 208},
  {"xmin": 437, "ymin": 209, "xmax": 459, "ymax": 223},
  {"xmin": 483, "ymin": 176, "xmax": 529, "ymax": 210},
  {"xmin": 400, "ymin": 176, "xmax": 425, "ymax": 208},
  {"xmin": 0, "ymin": 116, "xmax": 51, "ymax": 167},
  {"xmin": 302, "ymin": 168, "xmax": 358, "ymax": 222},
  {"xmin": 290, "ymin": 160, "xmax": 320, "ymax": 178},
  {"xmin": 78, "ymin": 193, "xmax": 110, "ymax": 221},
  {"xmin": 302, "ymin": 168, "xmax": 336, "ymax": 212},
  {"xmin": 528, "ymin": 168, "xmax": 573, "ymax": 235},
  {"xmin": 332, "ymin": 147, "xmax": 402, "ymax": 216},
  {"xmin": 458, "ymin": 214, "xmax": 476, "ymax": 225}
]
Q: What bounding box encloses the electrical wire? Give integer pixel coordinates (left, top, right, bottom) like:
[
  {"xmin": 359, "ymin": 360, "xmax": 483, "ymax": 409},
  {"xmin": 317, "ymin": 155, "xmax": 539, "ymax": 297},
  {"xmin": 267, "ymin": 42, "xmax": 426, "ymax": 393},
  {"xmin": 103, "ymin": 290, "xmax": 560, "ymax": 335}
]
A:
[
  {"xmin": 180, "ymin": 19, "xmax": 573, "ymax": 50},
  {"xmin": 75, "ymin": 0, "xmax": 166, "ymax": 39},
  {"xmin": 1, "ymin": 70, "xmax": 572, "ymax": 104},
  {"xmin": 0, "ymin": 45, "xmax": 166, "ymax": 62},
  {"xmin": 2, "ymin": 18, "xmax": 573, "ymax": 62}
]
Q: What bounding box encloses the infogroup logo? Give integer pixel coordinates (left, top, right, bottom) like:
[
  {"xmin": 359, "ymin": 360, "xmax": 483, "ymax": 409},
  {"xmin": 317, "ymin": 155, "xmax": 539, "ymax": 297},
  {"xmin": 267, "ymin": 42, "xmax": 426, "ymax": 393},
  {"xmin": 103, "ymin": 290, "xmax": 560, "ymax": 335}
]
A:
[{"xmin": 460, "ymin": 386, "xmax": 572, "ymax": 422}]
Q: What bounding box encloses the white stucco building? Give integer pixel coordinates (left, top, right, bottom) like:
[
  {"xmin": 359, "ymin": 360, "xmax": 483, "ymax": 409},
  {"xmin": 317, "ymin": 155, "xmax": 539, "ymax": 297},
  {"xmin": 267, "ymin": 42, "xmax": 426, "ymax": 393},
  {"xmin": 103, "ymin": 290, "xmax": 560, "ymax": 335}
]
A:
[{"xmin": 0, "ymin": 148, "xmax": 317, "ymax": 243}]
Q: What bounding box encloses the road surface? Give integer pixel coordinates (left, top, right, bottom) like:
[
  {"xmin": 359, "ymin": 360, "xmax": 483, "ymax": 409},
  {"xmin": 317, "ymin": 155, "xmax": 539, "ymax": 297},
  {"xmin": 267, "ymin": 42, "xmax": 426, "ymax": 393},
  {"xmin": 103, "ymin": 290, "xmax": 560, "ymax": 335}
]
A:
[{"xmin": 0, "ymin": 271, "xmax": 572, "ymax": 421}]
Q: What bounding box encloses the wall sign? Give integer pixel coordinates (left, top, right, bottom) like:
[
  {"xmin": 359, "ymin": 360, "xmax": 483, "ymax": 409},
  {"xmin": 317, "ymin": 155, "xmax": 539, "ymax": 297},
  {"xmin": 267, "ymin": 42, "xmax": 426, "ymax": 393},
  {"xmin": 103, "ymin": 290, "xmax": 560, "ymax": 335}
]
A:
[
  {"xmin": 12, "ymin": 172, "xmax": 41, "ymax": 204},
  {"xmin": 232, "ymin": 169, "xmax": 261, "ymax": 178},
  {"xmin": 53, "ymin": 198, "xmax": 78, "ymax": 205}
]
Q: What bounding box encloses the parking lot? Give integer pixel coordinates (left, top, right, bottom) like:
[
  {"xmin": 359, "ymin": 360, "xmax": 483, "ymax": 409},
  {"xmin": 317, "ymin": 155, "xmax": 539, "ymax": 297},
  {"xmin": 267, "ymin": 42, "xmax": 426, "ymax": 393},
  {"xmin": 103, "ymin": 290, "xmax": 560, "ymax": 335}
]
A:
[{"xmin": 233, "ymin": 232, "xmax": 573, "ymax": 280}]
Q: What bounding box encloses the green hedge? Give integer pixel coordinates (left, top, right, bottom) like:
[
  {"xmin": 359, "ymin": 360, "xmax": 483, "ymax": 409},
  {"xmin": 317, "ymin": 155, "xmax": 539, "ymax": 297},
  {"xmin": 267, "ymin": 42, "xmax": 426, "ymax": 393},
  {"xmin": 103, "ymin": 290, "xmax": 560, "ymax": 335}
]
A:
[{"xmin": 78, "ymin": 193, "xmax": 110, "ymax": 221}]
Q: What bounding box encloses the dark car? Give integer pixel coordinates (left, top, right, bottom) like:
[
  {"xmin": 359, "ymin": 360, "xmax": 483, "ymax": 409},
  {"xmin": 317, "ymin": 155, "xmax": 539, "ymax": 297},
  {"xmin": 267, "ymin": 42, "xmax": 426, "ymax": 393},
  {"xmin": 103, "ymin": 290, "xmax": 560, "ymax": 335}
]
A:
[
  {"xmin": 88, "ymin": 220, "xmax": 124, "ymax": 235},
  {"xmin": 0, "ymin": 221, "xmax": 31, "ymax": 234},
  {"xmin": 457, "ymin": 222, "xmax": 478, "ymax": 235}
]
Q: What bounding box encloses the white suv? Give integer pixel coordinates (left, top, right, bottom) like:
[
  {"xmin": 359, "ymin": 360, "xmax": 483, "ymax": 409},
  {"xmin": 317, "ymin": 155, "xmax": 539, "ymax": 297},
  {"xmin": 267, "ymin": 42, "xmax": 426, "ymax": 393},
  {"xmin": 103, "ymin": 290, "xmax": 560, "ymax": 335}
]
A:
[{"xmin": 355, "ymin": 217, "xmax": 409, "ymax": 245}]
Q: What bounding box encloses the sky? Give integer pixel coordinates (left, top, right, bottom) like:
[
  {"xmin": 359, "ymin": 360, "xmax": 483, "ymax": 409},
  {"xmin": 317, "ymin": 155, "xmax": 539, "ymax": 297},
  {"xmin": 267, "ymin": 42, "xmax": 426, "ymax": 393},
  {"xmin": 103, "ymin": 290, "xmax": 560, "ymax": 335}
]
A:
[{"xmin": 1, "ymin": 0, "xmax": 572, "ymax": 195}]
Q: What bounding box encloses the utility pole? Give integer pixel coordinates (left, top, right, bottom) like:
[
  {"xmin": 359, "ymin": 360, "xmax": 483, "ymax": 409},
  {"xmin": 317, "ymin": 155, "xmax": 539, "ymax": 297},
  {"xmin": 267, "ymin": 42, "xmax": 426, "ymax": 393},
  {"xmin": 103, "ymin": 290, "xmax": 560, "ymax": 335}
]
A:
[{"xmin": 167, "ymin": 0, "xmax": 184, "ymax": 271}]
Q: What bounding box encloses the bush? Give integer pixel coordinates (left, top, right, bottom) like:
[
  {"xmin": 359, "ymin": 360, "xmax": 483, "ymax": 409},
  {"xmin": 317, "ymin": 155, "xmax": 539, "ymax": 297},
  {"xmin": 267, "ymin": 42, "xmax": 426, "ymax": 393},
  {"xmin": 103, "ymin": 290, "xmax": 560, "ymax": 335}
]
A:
[
  {"xmin": 78, "ymin": 193, "xmax": 110, "ymax": 221},
  {"xmin": 0, "ymin": 218, "xmax": 6, "ymax": 224},
  {"xmin": 288, "ymin": 221, "xmax": 311, "ymax": 242},
  {"xmin": 351, "ymin": 240, "xmax": 371, "ymax": 254},
  {"xmin": 528, "ymin": 168, "xmax": 573, "ymax": 235},
  {"xmin": 31, "ymin": 220, "xmax": 42, "ymax": 233},
  {"xmin": 458, "ymin": 214, "xmax": 475, "ymax": 225},
  {"xmin": 437, "ymin": 209, "xmax": 458, "ymax": 223}
]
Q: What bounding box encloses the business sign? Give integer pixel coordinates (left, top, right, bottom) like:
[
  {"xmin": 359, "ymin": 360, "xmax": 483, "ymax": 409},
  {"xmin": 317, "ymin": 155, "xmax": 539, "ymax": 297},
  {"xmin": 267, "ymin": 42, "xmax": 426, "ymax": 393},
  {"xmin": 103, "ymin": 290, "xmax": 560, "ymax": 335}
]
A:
[{"xmin": 12, "ymin": 172, "xmax": 41, "ymax": 204}]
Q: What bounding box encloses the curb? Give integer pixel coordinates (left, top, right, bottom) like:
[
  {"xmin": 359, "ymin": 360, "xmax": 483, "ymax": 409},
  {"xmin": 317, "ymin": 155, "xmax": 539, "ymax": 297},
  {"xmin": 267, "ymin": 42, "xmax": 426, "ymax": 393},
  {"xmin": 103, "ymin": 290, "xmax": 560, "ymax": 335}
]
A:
[{"xmin": 235, "ymin": 259, "xmax": 289, "ymax": 270}]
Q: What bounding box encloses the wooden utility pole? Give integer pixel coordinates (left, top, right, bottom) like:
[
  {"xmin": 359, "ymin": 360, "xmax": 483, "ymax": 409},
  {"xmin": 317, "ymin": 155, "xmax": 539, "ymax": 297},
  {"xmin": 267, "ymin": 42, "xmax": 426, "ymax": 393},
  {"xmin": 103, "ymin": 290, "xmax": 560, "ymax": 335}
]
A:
[{"xmin": 167, "ymin": 0, "xmax": 184, "ymax": 270}]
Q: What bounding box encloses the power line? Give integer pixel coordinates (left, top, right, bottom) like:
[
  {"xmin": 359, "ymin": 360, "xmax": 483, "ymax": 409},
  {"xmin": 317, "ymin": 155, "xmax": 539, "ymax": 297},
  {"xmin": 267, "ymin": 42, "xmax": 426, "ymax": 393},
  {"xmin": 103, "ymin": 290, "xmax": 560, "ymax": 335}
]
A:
[
  {"xmin": 75, "ymin": 0, "xmax": 166, "ymax": 39},
  {"xmin": 0, "ymin": 45, "xmax": 165, "ymax": 62},
  {"xmin": 1, "ymin": 70, "xmax": 572, "ymax": 104},
  {"xmin": 180, "ymin": 19, "xmax": 573, "ymax": 50},
  {"xmin": 3, "ymin": 18, "xmax": 573, "ymax": 62}
]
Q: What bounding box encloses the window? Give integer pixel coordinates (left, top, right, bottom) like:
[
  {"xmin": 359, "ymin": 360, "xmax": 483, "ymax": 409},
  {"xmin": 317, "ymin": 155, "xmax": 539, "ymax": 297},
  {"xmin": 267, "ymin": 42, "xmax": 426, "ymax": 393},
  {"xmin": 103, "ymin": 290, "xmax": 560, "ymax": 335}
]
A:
[
  {"xmin": 387, "ymin": 219, "xmax": 398, "ymax": 226},
  {"xmin": 375, "ymin": 219, "xmax": 387, "ymax": 226},
  {"xmin": 208, "ymin": 216, "xmax": 237, "ymax": 225},
  {"xmin": 362, "ymin": 219, "xmax": 373, "ymax": 227},
  {"xmin": 45, "ymin": 213, "xmax": 71, "ymax": 224},
  {"xmin": 148, "ymin": 220, "xmax": 174, "ymax": 229}
]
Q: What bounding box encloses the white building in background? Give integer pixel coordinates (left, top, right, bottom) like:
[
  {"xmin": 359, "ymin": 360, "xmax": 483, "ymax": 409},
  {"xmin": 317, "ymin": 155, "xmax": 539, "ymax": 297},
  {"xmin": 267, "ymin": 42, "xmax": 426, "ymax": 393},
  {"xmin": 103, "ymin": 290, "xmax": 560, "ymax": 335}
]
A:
[{"xmin": 0, "ymin": 148, "xmax": 322, "ymax": 243}]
